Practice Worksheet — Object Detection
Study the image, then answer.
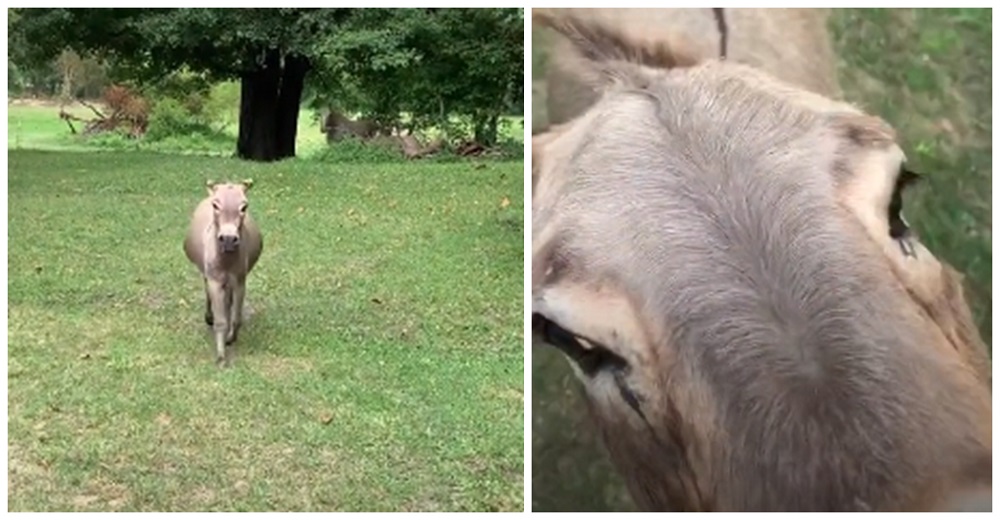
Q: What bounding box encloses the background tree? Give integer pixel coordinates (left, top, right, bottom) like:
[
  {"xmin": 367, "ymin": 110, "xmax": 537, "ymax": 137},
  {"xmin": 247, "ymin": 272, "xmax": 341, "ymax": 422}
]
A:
[
  {"xmin": 13, "ymin": 8, "xmax": 348, "ymax": 161},
  {"xmin": 12, "ymin": 8, "xmax": 524, "ymax": 159},
  {"xmin": 310, "ymin": 8, "xmax": 523, "ymax": 145}
]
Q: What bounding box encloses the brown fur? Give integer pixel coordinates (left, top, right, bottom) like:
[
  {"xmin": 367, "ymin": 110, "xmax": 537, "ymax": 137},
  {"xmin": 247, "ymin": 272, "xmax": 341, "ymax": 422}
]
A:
[
  {"xmin": 532, "ymin": 11, "xmax": 991, "ymax": 512},
  {"xmin": 536, "ymin": 8, "xmax": 842, "ymax": 131},
  {"xmin": 183, "ymin": 180, "xmax": 263, "ymax": 367},
  {"xmin": 322, "ymin": 109, "xmax": 381, "ymax": 142}
]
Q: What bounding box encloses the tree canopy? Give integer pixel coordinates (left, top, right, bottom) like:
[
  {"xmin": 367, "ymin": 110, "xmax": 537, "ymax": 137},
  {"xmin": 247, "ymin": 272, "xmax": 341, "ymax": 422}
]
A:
[{"xmin": 11, "ymin": 8, "xmax": 524, "ymax": 161}]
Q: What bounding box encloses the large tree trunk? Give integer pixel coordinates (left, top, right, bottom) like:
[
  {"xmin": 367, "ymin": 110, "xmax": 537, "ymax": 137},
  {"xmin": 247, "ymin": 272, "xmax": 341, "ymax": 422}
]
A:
[
  {"xmin": 236, "ymin": 50, "xmax": 310, "ymax": 162},
  {"xmin": 274, "ymin": 54, "xmax": 310, "ymax": 159},
  {"xmin": 237, "ymin": 49, "xmax": 281, "ymax": 161}
]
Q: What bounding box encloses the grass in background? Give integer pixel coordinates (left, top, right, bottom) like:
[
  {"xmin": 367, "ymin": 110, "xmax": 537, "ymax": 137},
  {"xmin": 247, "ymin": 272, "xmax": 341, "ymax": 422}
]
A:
[
  {"xmin": 8, "ymin": 99, "xmax": 525, "ymax": 161},
  {"xmin": 8, "ymin": 103, "xmax": 334, "ymax": 158},
  {"xmin": 530, "ymin": 7, "xmax": 992, "ymax": 512},
  {"xmin": 8, "ymin": 148, "xmax": 523, "ymax": 508}
]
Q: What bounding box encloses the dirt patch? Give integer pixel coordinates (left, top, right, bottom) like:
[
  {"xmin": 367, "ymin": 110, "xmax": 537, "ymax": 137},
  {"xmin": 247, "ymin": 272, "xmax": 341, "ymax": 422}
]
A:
[
  {"xmin": 486, "ymin": 386, "xmax": 524, "ymax": 403},
  {"xmin": 141, "ymin": 290, "xmax": 169, "ymax": 311},
  {"xmin": 66, "ymin": 475, "xmax": 131, "ymax": 511},
  {"xmin": 8, "ymin": 443, "xmax": 55, "ymax": 498},
  {"xmin": 190, "ymin": 486, "xmax": 218, "ymax": 507},
  {"xmin": 253, "ymin": 355, "xmax": 315, "ymax": 380}
]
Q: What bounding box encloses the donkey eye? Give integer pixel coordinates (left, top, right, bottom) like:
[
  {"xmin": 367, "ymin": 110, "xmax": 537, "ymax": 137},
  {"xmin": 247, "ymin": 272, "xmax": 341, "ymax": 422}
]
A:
[
  {"xmin": 532, "ymin": 313, "xmax": 646, "ymax": 419},
  {"xmin": 212, "ymin": 201, "xmax": 221, "ymax": 211},
  {"xmin": 239, "ymin": 203, "xmax": 248, "ymax": 213},
  {"xmin": 888, "ymin": 166, "xmax": 921, "ymax": 257},
  {"xmin": 532, "ymin": 313, "xmax": 627, "ymax": 376}
]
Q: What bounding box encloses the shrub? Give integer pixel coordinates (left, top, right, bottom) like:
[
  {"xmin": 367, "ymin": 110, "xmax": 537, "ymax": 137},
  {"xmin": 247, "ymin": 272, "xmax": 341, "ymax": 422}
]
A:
[
  {"xmin": 145, "ymin": 97, "xmax": 215, "ymax": 141},
  {"xmin": 309, "ymin": 137, "xmax": 407, "ymax": 163},
  {"xmin": 202, "ymin": 81, "xmax": 241, "ymax": 132}
]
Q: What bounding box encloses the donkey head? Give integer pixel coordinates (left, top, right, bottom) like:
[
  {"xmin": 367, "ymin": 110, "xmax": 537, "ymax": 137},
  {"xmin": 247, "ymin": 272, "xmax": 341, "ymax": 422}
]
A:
[
  {"xmin": 532, "ymin": 10, "xmax": 990, "ymax": 511},
  {"xmin": 206, "ymin": 179, "xmax": 253, "ymax": 253}
]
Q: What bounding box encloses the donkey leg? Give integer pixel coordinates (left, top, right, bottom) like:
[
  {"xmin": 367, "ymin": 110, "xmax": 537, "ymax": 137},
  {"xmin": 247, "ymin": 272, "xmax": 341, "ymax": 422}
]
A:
[
  {"xmin": 226, "ymin": 278, "xmax": 246, "ymax": 346},
  {"xmin": 203, "ymin": 278, "xmax": 214, "ymax": 326},
  {"xmin": 206, "ymin": 278, "xmax": 229, "ymax": 367}
]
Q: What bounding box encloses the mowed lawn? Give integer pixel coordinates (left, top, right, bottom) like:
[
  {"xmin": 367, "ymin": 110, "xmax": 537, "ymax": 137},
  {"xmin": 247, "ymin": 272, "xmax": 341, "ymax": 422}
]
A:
[
  {"xmin": 531, "ymin": 8, "xmax": 992, "ymax": 512},
  {"xmin": 8, "ymin": 101, "xmax": 525, "ymax": 160},
  {"xmin": 8, "ymin": 150, "xmax": 525, "ymax": 511},
  {"xmin": 7, "ymin": 103, "xmax": 329, "ymax": 157}
]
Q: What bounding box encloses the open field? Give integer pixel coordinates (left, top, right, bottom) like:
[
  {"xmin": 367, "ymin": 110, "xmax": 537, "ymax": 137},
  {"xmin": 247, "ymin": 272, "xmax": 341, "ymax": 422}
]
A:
[
  {"xmin": 8, "ymin": 146, "xmax": 524, "ymax": 511},
  {"xmin": 7, "ymin": 100, "xmax": 524, "ymax": 159}
]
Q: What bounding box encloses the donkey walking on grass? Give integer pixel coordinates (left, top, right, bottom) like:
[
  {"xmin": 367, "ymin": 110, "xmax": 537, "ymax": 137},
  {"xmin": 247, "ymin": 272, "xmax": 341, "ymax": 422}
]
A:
[{"xmin": 184, "ymin": 180, "xmax": 263, "ymax": 367}]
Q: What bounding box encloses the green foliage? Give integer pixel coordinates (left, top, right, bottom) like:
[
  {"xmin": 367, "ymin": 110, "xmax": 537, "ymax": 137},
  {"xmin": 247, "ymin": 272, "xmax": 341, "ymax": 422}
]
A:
[
  {"xmin": 53, "ymin": 49, "xmax": 110, "ymax": 100},
  {"xmin": 141, "ymin": 74, "xmax": 239, "ymax": 148},
  {"xmin": 12, "ymin": 8, "xmax": 349, "ymax": 83},
  {"xmin": 309, "ymin": 137, "xmax": 408, "ymax": 164},
  {"xmin": 309, "ymin": 8, "xmax": 523, "ymax": 145},
  {"xmin": 11, "ymin": 8, "xmax": 524, "ymax": 152},
  {"xmin": 145, "ymin": 98, "xmax": 213, "ymax": 141},
  {"xmin": 83, "ymin": 131, "xmax": 141, "ymax": 151},
  {"xmin": 10, "ymin": 99, "xmax": 523, "ymax": 162},
  {"xmin": 202, "ymin": 81, "xmax": 241, "ymax": 131},
  {"xmin": 144, "ymin": 70, "xmax": 213, "ymax": 114},
  {"xmin": 80, "ymin": 122, "xmax": 232, "ymax": 156}
]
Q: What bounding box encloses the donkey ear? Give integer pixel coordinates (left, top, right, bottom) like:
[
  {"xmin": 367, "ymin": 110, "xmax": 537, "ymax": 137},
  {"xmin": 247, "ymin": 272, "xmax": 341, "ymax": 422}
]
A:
[
  {"xmin": 241, "ymin": 178, "xmax": 254, "ymax": 191},
  {"xmin": 534, "ymin": 9, "xmax": 696, "ymax": 94}
]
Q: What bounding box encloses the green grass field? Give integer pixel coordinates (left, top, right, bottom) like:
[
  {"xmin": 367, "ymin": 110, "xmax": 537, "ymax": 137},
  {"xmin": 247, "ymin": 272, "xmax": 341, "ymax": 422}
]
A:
[
  {"xmin": 7, "ymin": 100, "xmax": 525, "ymax": 160},
  {"xmin": 8, "ymin": 103, "xmax": 349, "ymax": 157},
  {"xmin": 531, "ymin": 8, "xmax": 992, "ymax": 512},
  {"xmin": 8, "ymin": 123, "xmax": 525, "ymax": 508}
]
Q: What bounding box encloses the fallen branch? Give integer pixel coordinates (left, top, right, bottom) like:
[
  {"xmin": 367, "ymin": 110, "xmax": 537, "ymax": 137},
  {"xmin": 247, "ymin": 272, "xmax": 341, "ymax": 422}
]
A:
[
  {"xmin": 398, "ymin": 134, "xmax": 446, "ymax": 160},
  {"xmin": 55, "ymin": 86, "xmax": 149, "ymax": 139},
  {"xmin": 77, "ymin": 98, "xmax": 106, "ymax": 119},
  {"xmin": 58, "ymin": 109, "xmax": 80, "ymax": 134},
  {"xmin": 456, "ymin": 141, "xmax": 486, "ymax": 157}
]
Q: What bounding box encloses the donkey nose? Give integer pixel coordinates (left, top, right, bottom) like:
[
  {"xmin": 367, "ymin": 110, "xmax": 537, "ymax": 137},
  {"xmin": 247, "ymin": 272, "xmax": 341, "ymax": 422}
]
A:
[{"xmin": 218, "ymin": 235, "xmax": 240, "ymax": 251}]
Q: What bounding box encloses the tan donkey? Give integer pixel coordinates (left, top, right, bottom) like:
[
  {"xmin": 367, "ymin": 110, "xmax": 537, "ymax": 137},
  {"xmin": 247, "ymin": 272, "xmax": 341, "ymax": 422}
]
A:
[
  {"xmin": 184, "ymin": 180, "xmax": 263, "ymax": 367},
  {"xmin": 532, "ymin": 10, "xmax": 991, "ymax": 512},
  {"xmin": 536, "ymin": 8, "xmax": 840, "ymax": 133}
]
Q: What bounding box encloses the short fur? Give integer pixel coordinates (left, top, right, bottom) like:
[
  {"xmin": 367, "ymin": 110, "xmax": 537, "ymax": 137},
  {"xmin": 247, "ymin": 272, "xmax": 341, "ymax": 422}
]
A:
[
  {"xmin": 184, "ymin": 180, "xmax": 263, "ymax": 367},
  {"xmin": 536, "ymin": 8, "xmax": 841, "ymax": 131},
  {"xmin": 532, "ymin": 11, "xmax": 991, "ymax": 512}
]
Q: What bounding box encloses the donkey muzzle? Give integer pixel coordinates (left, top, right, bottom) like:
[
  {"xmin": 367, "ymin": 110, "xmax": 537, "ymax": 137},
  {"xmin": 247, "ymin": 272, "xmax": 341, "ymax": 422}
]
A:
[{"xmin": 218, "ymin": 234, "xmax": 240, "ymax": 252}]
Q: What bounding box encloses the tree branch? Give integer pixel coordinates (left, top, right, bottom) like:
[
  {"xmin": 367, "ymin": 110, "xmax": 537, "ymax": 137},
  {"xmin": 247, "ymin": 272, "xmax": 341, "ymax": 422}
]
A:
[{"xmin": 77, "ymin": 98, "xmax": 106, "ymax": 119}]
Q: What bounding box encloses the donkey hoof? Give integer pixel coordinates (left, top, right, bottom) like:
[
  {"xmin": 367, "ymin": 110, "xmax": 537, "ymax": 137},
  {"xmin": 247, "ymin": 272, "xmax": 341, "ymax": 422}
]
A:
[{"xmin": 216, "ymin": 356, "xmax": 228, "ymax": 368}]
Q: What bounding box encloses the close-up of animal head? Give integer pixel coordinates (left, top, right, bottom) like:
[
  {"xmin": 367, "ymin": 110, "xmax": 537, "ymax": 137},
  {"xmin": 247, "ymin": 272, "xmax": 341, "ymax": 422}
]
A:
[
  {"xmin": 207, "ymin": 179, "xmax": 253, "ymax": 253},
  {"xmin": 531, "ymin": 9, "xmax": 991, "ymax": 512}
]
